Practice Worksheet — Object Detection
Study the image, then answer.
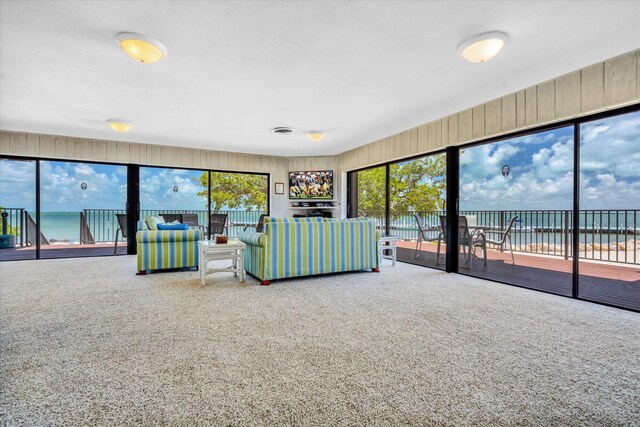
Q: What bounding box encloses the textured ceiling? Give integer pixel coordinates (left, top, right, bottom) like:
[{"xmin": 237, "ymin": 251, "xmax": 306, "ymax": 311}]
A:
[{"xmin": 1, "ymin": 1, "xmax": 639, "ymax": 156}]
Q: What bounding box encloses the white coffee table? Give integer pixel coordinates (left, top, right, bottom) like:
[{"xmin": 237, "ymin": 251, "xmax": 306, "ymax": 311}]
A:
[{"xmin": 198, "ymin": 240, "xmax": 245, "ymax": 286}]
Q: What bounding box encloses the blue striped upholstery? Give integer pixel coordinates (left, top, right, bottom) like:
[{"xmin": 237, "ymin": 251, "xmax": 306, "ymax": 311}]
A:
[
  {"xmin": 136, "ymin": 220, "xmax": 200, "ymax": 273},
  {"xmin": 238, "ymin": 217, "xmax": 379, "ymax": 282}
]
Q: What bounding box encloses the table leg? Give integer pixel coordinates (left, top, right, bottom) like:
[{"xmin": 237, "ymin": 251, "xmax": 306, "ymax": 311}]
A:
[
  {"xmin": 233, "ymin": 250, "xmax": 238, "ymax": 277},
  {"xmin": 392, "ymin": 243, "xmax": 396, "ymax": 266},
  {"xmin": 201, "ymin": 259, "xmax": 206, "ymax": 287},
  {"xmin": 240, "ymin": 250, "xmax": 244, "ymax": 282}
]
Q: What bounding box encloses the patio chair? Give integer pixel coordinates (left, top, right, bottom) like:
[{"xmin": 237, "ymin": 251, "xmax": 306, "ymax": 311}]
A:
[
  {"xmin": 437, "ymin": 215, "xmax": 447, "ymax": 264},
  {"xmin": 209, "ymin": 213, "xmax": 228, "ymax": 238},
  {"xmin": 114, "ymin": 213, "xmax": 128, "ymax": 255},
  {"xmin": 459, "ymin": 215, "xmax": 487, "ymax": 266},
  {"xmin": 243, "ymin": 214, "xmax": 267, "ymax": 233},
  {"xmin": 413, "ymin": 214, "xmax": 443, "ymax": 259},
  {"xmin": 484, "ymin": 215, "xmax": 518, "ymax": 265},
  {"xmin": 160, "ymin": 213, "xmax": 181, "ymax": 223},
  {"xmin": 181, "ymin": 213, "xmax": 207, "ymax": 234}
]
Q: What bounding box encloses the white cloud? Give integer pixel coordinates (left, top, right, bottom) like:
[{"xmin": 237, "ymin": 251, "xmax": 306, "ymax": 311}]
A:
[{"xmin": 460, "ymin": 111, "xmax": 640, "ymax": 211}]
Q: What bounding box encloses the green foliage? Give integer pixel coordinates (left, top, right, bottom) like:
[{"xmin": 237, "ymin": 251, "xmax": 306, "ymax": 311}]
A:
[
  {"xmin": 357, "ymin": 154, "xmax": 446, "ymax": 215},
  {"xmin": 355, "ymin": 167, "xmax": 387, "ymax": 212},
  {"xmin": 194, "ymin": 172, "xmax": 268, "ymax": 211},
  {"xmin": 0, "ymin": 206, "xmax": 19, "ymax": 236}
]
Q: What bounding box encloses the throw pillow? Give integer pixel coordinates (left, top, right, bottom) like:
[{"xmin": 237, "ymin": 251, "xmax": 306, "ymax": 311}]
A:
[
  {"xmin": 157, "ymin": 223, "xmax": 189, "ymax": 231},
  {"xmin": 144, "ymin": 215, "xmax": 165, "ymax": 230}
]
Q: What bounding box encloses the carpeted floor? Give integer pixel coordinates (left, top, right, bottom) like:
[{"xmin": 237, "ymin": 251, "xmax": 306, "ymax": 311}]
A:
[{"xmin": 1, "ymin": 256, "xmax": 639, "ymax": 426}]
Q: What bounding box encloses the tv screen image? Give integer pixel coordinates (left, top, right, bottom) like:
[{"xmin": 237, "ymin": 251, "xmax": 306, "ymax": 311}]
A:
[{"xmin": 289, "ymin": 170, "xmax": 333, "ymax": 200}]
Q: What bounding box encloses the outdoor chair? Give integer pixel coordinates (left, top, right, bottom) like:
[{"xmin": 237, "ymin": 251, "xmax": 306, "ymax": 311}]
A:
[
  {"xmin": 159, "ymin": 213, "xmax": 181, "ymax": 223},
  {"xmin": 181, "ymin": 213, "xmax": 207, "ymax": 234},
  {"xmin": 484, "ymin": 215, "xmax": 518, "ymax": 265},
  {"xmin": 413, "ymin": 214, "xmax": 443, "ymax": 259},
  {"xmin": 459, "ymin": 215, "xmax": 486, "ymax": 266},
  {"xmin": 209, "ymin": 213, "xmax": 228, "ymax": 238},
  {"xmin": 437, "ymin": 215, "xmax": 447, "ymax": 264},
  {"xmin": 243, "ymin": 214, "xmax": 267, "ymax": 233},
  {"xmin": 114, "ymin": 213, "xmax": 128, "ymax": 255}
]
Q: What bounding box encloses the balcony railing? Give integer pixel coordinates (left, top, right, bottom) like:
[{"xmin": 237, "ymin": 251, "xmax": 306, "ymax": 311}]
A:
[
  {"xmin": 2, "ymin": 207, "xmax": 637, "ymax": 265},
  {"xmin": 79, "ymin": 209, "xmax": 266, "ymax": 242},
  {"xmin": 357, "ymin": 209, "xmax": 639, "ymax": 265}
]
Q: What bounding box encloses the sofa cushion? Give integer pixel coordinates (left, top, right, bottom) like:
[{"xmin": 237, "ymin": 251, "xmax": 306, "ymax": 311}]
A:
[
  {"xmin": 145, "ymin": 215, "xmax": 165, "ymax": 230},
  {"xmin": 158, "ymin": 223, "xmax": 189, "ymax": 231}
]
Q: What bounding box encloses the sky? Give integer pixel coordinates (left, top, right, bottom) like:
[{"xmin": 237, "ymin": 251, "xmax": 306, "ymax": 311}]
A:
[
  {"xmin": 459, "ymin": 110, "xmax": 640, "ymax": 211},
  {"xmin": 1, "ymin": 111, "xmax": 639, "ymax": 213},
  {"xmin": 0, "ymin": 163, "xmax": 208, "ymax": 212}
]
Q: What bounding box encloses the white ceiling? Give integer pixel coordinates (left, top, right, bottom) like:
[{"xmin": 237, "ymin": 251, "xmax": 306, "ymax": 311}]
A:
[{"xmin": 1, "ymin": 1, "xmax": 639, "ymax": 157}]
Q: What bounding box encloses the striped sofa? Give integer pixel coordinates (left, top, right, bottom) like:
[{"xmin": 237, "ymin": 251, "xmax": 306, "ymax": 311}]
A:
[
  {"xmin": 136, "ymin": 221, "xmax": 200, "ymax": 274},
  {"xmin": 237, "ymin": 217, "xmax": 379, "ymax": 285}
]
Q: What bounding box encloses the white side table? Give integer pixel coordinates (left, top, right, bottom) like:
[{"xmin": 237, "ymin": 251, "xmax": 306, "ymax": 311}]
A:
[
  {"xmin": 378, "ymin": 236, "xmax": 401, "ymax": 266},
  {"xmin": 198, "ymin": 240, "xmax": 245, "ymax": 286}
]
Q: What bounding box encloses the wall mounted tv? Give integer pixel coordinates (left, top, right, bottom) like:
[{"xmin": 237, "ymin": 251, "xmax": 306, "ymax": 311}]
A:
[{"xmin": 289, "ymin": 170, "xmax": 334, "ymax": 200}]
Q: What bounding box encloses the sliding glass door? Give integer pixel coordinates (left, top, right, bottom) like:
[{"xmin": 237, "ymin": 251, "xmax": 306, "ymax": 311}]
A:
[
  {"xmin": 140, "ymin": 166, "xmax": 209, "ymax": 232},
  {"xmin": 353, "ymin": 166, "xmax": 387, "ymax": 234},
  {"xmin": 0, "ymin": 158, "xmax": 37, "ymax": 261},
  {"xmin": 458, "ymin": 126, "xmax": 575, "ymax": 295},
  {"xmin": 209, "ymin": 171, "xmax": 268, "ymax": 237},
  {"xmin": 390, "ymin": 153, "xmax": 446, "ymax": 269},
  {"xmin": 578, "ymin": 111, "xmax": 640, "ymax": 310},
  {"xmin": 39, "ymin": 161, "xmax": 127, "ymax": 259},
  {"xmin": 140, "ymin": 167, "xmax": 269, "ymax": 238},
  {"xmin": 348, "ymin": 154, "xmax": 446, "ymax": 269}
]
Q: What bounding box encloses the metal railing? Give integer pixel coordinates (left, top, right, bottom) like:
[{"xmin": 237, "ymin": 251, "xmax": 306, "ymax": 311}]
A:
[
  {"xmin": 357, "ymin": 209, "xmax": 639, "ymax": 265},
  {"xmin": 80, "ymin": 209, "xmax": 267, "ymax": 242},
  {"xmin": 0, "ymin": 208, "xmax": 25, "ymax": 247}
]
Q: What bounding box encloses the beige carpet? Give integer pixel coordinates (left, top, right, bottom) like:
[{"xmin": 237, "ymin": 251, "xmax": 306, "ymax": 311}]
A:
[{"xmin": 1, "ymin": 256, "xmax": 639, "ymax": 426}]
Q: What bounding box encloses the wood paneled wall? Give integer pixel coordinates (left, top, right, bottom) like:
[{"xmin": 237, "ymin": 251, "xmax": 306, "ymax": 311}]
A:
[
  {"xmin": 0, "ymin": 132, "xmax": 288, "ymax": 174},
  {"xmin": 339, "ymin": 49, "xmax": 640, "ymax": 172}
]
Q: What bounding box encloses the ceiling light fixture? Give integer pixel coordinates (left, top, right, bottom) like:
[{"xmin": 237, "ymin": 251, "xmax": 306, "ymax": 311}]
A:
[
  {"xmin": 116, "ymin": 32, "xmax": 167, "ymax": 63},
  {"xmin": 106, "ymin": 119, "xmax": 134, "ymax": 132},
  {"xmin": 458, "ymin": 31, "xmax": 507, "ymax": 64},
  {"xmin": 305, "ymin": 131, "xmax": 326, "ymax": 142}
]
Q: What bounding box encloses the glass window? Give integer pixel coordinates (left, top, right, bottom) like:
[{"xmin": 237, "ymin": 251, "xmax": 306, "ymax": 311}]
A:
[
  {"xmin": 0, "ymin": 158, "xmax": 37, "ymax": 260},
  {"xmin": 459, "ymin": 126, "xmax": 574, "ymax": 296},
  {"xmin": 353, "ymin": 166, "xmax": 387, "ymax": 234},
  {"xmin": 578, "ymin": 110, "xmax": 640, "ymax": 310},
  {"xmin": 39, "ymin": 161, "xmax": 127, "ymax": 259},
  {"xmin": 390, "ymin": 153, "xmax": 446, "ymax": 269}
]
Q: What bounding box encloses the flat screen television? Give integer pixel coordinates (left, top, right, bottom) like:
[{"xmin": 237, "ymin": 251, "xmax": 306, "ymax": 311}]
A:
[{"xmin": 289, "ymin": 170, "xmax": 333, "ymax": 200}]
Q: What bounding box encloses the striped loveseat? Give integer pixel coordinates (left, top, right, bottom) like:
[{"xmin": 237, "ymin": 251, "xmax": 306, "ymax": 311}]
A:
[
  {"xmin": 237, "ymin": 217, "xmax": 379, "ymax": 285},
  {"xmin": 136, "ymin": 221, "xmax": 201, "ymax": 274}
]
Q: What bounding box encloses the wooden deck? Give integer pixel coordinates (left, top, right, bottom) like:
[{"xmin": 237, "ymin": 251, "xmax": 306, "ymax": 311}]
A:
[
  {"xmin": 393, "ymin": 241, "xmax": 640, "ymax": 311},
  {"xmin": 0, "ymin": 243, "xmax": 127, "ymax": 261}
]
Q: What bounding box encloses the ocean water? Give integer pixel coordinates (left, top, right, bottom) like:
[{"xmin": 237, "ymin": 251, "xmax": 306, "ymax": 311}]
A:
[
  {"xmin": 33, "ymin": 211, "xmax": 84, "ymax": 242},
  {"xmin": 29, "ymin": 210, "xmax": 264, "ymax": 243}
]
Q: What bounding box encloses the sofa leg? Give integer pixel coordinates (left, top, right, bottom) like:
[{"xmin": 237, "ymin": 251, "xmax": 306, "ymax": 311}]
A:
[
  {"xmin": 261, "ymin": 280, "xmax": 271, "ymax": 286},
  {"xmin": 372, "ymin": 268, "xmax": 380, "ymax": 273},
  {"xmin": 136, "ymin": 270, "xmax": 147, "ymax": 276}
]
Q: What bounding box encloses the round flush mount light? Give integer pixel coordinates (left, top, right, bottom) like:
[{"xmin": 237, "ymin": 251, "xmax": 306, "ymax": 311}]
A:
[
  {"xmin": 305, "ymin": 131, "xmax": 325, "ymax": 142},
  {"xmin": 272, "ymin": 127, "xmax": 294, "ymax": 135},
  {"xmin": 458, "ymin": 31, "xmax": 508, "ymax": 63},
  {"xmin": 116, "ymin": 32, "xmax": 167, "ymax": 63},
  {"xmin": 106, "ymin": 119, "xmax": 134, "ymax": 132}
]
